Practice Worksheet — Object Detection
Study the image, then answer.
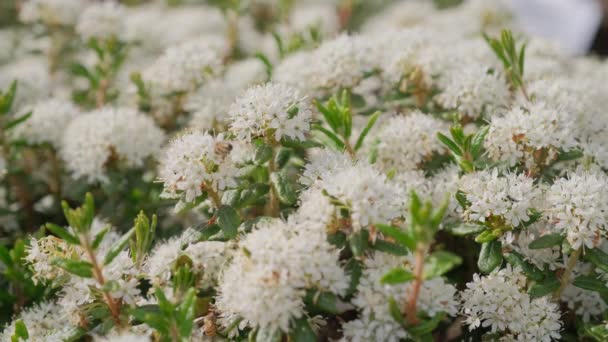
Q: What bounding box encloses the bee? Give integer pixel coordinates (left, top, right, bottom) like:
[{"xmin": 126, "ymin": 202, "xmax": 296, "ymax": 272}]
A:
[{"xmin": 214, "ymin": 141, "xmax": 233, "ymax": 160}]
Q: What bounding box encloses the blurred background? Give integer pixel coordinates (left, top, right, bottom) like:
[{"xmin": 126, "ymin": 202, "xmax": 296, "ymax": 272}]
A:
[{"xmin": 1, "ymin": 0, "xmax": 607, "ymax": 55}]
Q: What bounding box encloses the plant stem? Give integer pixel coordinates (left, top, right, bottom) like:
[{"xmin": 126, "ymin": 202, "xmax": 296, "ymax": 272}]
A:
[
  {"xmin": 265, "ymin": 142, "xmax": 280, "ymax": 217},
  {"xmin": 96, "ymin": 78, "xmax": 109, "ymax": 108},
  {"xmin": 82, "ymin": 239, "xmax": 122, "ymax": 326},
  {"xmin": 405, "ymin": 244, "xmax": 426, "ymax": 325},
  {"xmin": 206, "ymin": 185, "xmax": 222, "ymax": 209},
  {"xmin": 344, "ymin": 139, "xmax": 355, "ymax": 159},
  {"xmin": 554, "ymin": 247, "xmax": 582, "ymax": 299}
]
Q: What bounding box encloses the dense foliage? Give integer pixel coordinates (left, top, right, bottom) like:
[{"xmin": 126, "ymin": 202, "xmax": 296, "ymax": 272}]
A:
[{"xmin": 1, "ymin": 0, "xmax": 608, "ymax": 341}]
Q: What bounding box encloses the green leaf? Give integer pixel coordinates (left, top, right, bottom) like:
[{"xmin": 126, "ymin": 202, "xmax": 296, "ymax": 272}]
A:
[
  {"xmin": 573, "ymin": 275, "xmax": 608, "ymax": 293},
  {"xmin": 371, "ymin": 239, "xmax": 409, "ymax": 256},
  {"xmin": 354, "ymin": 111, "xmax": 380, "ymax": 151},
  {"xmin": 474, "ymin": 230, "xmax": 498, "ymax": 243},
  {"xmin": 423, "ymin": 251, "xmax": 462, "ymax": 279},
  {"xmin": 315, "ymin": 100, "xmax": 340, "ymax": 132},
  {"xmin": 270, "ymin": 172, "xmax": 297, "ymax": 205},
  {"xmin": 103, "ymin": 228, "xmax": 134, "ymax": 265},
  {"xmin": 518, "ymin": 42, "xmax": 526, "ymax": 76},
  {"xmin": 45, "ymin": 223, "xmax": 81, "ymax": 245},
  {"xmin": 447, "ymin": 223, "xmax": 486, "ymax": 236},
  {"xmin": 407, "ymin": 312, "xmax": 446, "ymax": 337},
  {"xmin": 470, "ymin": 126, "xmax": 489, "ymax": 158},
  {"xmin": 348, "ymin": 229, "xmax": 369, "ymax": 257},
  {"xmin": 528, "ymin": 276, "xmax": 560, "ymax": 298},
  {"xmin": 477, "ymin": 240, "xmax": 503, "ymax": 274},
  {"xmin": 290, "ymin": 318, "xmax": 316, "ymax": 342},
  {"xmin": 52, "ymin": 258, "xmax": 94, "ymax": 278},
  {"xmin": 0, "ymin": 245, "xmax": 12, "ymax": 267},
  {"xmin": 345, "ymin": 259, "xmax": 362, "ymax": 297},
  {"xmin": 91, "ymin": 225, "xmax": 110, "ymax": 250},
  {"xmin": 12, "ymin": 320, "xmax": 28, "ymax": 341},
  {"xmin": 504, "ymin": 252, "xmax": 544, "ymax": 281},
  {"xmin": 254, "ymin": 52, "xmax": 273, "ymax": 80},
  {"xmin": 130, "ymin": 305, "xmax": 168, "ymax": 335},
  {"xmin": 216, "ymin": 206, "xmax": 241, "ymax": 239},
  {"xmin": 304, "ymin": 290, "xmax": 340, "ymax": 314},
  {"xmin": 4, "ymin": 112, "xmax": 32, "ymax": 130},
  {"xmin": 388, "ymin": 296, "xmax": 406, "ymax": 327},
  {"xmin": 380, "ymin": 267, "xmax": 415, "ymax": 285},
  {"xmin": 253, "ymin": 144, "xmax": 273, "ymax": 164},
  {"xmin": 528, "ymin": 234, "xmax": 564, "ymax": 250},
  {"xmin": 177, "ymin": 288, "xmax": 197, "ymax": 337},
  {"xmin": 586, "ymin": 248, "xmax": 608, "ymax": 273},
  {"xmin": 375, "ymin": 224, "xmax": 415, "ymax": 251},
  {"xmin": 437, "ymin": 132, "xmax": 462, "ymax": 156},
  {"xmin": 0, "ymin": 80, "xmax": 17, "ymax": 115},
  {"xmin": 557, "ymin": 149, "xmax": 584, "ymax": 161},
  {"xmin": 312, "ymin": 123, "xmax": 345, "ymax": 150},
  {"xmin": 70, "ymin": 63, "xmax": 98, "ymax": 86}
]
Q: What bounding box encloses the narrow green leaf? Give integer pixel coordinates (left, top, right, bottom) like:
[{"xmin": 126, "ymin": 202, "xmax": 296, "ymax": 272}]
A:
[
  {"xmin": 470, "ymin": 126, "xmax": 489, "ymax": 158},
  {"xmin": 315, "ymin": 101, "xmax": 340, "ymax": 132},
  {"xmin": 253, "ymin": 144, "xmax": 273, "ymax": 164},
  {"xmin": 312, "ymin": 123, "xmax": 345, "ymax": 150},
  {"xmin": 13, "ymin": 320, "xmax": 28, "ymax": 340},
  {"xmin": 436, "ymin": 132, "xmax": 462, "ymax": 156},
  {"xmin": 52, "ymin": 258, "xmax": 94, "ymax": 278},
  {"xmin": 91, "ymin": 225, "xmax": 110, "ymax": 250},
  {"xmin": 474, "ymin": 230, "xmax": 498, "ymax": 243},
  {"xmin": 254, "ymin": 52, "xmax": 273, "ymax": 80},
  {"xmin": 304, "ymin": 290, "xmax": 340, "ymax": 314},
  {"xmin": 557, "ymin": 149, "xmax": 584, "ymax": 161},
  {"xmin": 103, "ymin": 228, "xmax": 135, "ymax": 265},
  {"xmin": 504, "ymin": 252, "xmax": 544, "ymax": 281},
  {"xmin": 177, "ymin": 288, "xmax": 197, "ymax": 337},
  {"xmin": 447, "ymin": 223, "xmax": 486, "ymax": 236},
  {"xmin": 0, "ymin": 80, "xmax": 17, "ymax": 115},
  {"xmin": 477, "ymin": 240, "xmax": 503, "ymax": 274},
  {"xmin": 290, "ymin": 318, "xmax": 316, "ymax": 342},
  {"xmin": 518, "ymin": 43, "xmax": 526, "ymax": 76},
  {"xmin": 423, "ymin": 251, "xmax": 462, "ymax": 279},
  {"xmin": 375, "ymin": 224, "xmax": 415, "ymax": 251},
  {"xmin": 407, "ymin": 312, "xmax": 446, "ymax": 337},
  {"xmin": 354, "ymin": 111, "xmax": 380, "ymax": 151},
  {"xmin": 0, "ymin": 245, "xmax": 12, "ymax": 267},
  {"xmin": 270, "ymin": 172, "xmax": 297, "ymax": 205},
  {"xmin": 5, "ymin": 112, "xmax": 32, "ymax": 130},
  {"xmin": 380, "ymin": 267, "xmax": 415, "ymax": 285},
  {"xmin": 45, "ymin": 223, "xmax": 81, "ymax": 245},
  {"xmin": 573, "ymin": 275, "xmax": 608, "ymax": 293},
  {"xmin": 449, "ymin": 125, "xmax": 465, "ymax": 146},
  {"xmin": 371, "ymin": 239, "xmax": 409, "ymax": 256},
  {"xmin": 528, "ymin": 233, "xmax": 564, "ymax": 250},
  {"xmin": 348, "ymin": 229, "xmax": 369, "ymax": 258},
  {"xmin": 388, "ymin": 296, "xmax": 406, "ymax": 327},
  {"xmin": 528, "ymin": 276, "xmax": 560, "ymax": 298},
  {"xmin": 216, "ymin": 205, "xmax": 241, "ymax": 239},
  {"xmin": 586, "ymin": 248, "xmax": 608, "ymax": 273}
]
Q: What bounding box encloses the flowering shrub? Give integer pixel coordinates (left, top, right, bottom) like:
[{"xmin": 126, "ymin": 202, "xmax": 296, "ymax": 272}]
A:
[{"xmin": 1, "ymin": 0, "xmax": 608, "ymax": 341}]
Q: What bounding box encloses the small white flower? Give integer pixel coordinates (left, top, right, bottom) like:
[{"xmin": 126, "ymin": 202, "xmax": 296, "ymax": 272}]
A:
[
  {"xmin": 459, "ymin": 170, "xmax": 541, "ymax": 227},
  {"xmin": 373, "ymin": 112, "xmax": 448, "ymax": 173},
  {"xmin": 61, "ymin": 107, "xmax": 165, "ymax": 182},
  {"xmin": 157, "ymin": 132, "xmax": 237, "ymax": 205},
  {"xmin": 229, "ymin": 82, "xmax": 312, "ymax": 142},
  {"xmin": 76, "ymin": 2, "xmax": 126, "ymax": 41},
  {"xmin": 10, "ymin": 98, "xmax": 80, "ymax": 148},
  {"xmin": 544, "ymin": 169, "xmax": 608, "ymax": 249}
]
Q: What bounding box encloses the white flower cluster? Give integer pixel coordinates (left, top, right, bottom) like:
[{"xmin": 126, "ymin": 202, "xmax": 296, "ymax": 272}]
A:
[
  {"xmin": 544, "ymin": 170, "xmax": 608, "ymax": 249},
  {"xmin": 216, "ymin": 219, "xmax": 348, "ymax": 334},
  {"xmin": 459, "ymin": 170, "xmax": 540, "ymax": 227},
  {"xmin": 461, "ymin": 266, "xmax": 562, "ymax": 341},
  {"xmin": 61, "ymin": 107, "xmax": 164, "ymax": 182},
  {"xmin": 229, "ymin": 82, "xmax": 313, "ymax": 142},
  {"xmin": 10, "ymin": 98, "xmax": 80, "ymax": 148},
  {"xmin": 76, "ymin": 2, "xmax": 126, "ymax": 41},
  {"xmin": 5, "ymin": 0, "xmax": 608, "ymax": 340},
  {"xmin": 157, "ymin": 132, "xmax": 237, "ymax": 204},
  {"xmin": 342, "ymin": 253, "xmax": 458, "ymax": 342}
]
